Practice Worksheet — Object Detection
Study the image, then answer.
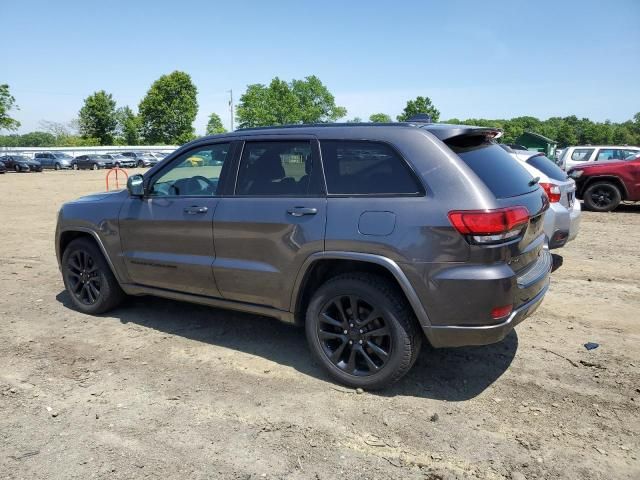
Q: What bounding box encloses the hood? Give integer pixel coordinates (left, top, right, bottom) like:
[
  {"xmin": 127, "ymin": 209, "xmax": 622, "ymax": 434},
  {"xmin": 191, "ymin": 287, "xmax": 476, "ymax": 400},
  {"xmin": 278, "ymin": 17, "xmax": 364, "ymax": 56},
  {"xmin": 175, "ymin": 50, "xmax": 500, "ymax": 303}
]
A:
[
  {"xmin": 570, "ymin": 160, "xmax": 628, "ymax": 171},
  {"xmin": 68, "ymin": 190, "xmax": 128, "ymax": 204}
]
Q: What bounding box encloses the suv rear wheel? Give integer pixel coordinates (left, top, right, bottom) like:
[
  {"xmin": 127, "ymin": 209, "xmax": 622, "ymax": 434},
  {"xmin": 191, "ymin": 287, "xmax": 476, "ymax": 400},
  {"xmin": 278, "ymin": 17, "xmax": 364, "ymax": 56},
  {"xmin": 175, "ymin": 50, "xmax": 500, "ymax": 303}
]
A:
[
  {"xmin": 583, "ymin": 181, "xmax": 621, "ymax": 212},
  {"xmin": 61, "ymin": 238, "xmax": 125, "ymax": 314},
  {"xmin": 305, "ymin": 273, "xmax": 421, "ymax": 390}
]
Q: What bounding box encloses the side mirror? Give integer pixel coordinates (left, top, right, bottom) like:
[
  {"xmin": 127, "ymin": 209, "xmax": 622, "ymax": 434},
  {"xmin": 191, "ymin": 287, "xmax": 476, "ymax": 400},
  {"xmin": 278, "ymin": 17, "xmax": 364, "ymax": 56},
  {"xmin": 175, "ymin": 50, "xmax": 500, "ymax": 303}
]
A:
[{"xmin": 127, "ymin": 174, "xmax": 145, "ymax": 197}]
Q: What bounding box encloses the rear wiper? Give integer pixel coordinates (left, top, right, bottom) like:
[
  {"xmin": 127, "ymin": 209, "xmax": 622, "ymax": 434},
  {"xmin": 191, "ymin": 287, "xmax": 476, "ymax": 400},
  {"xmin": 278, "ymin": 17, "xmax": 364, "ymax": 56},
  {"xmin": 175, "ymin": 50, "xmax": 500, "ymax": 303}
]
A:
[{"xmin": 528, "ymin": 176, "xmax": 540, "ymax": 187}]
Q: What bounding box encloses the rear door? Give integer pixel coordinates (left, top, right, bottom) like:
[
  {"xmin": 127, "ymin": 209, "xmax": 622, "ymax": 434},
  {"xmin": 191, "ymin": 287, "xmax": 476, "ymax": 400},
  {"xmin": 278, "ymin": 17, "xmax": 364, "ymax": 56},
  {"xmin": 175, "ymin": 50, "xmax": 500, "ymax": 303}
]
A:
[
  {"xmin": 212, "ymin": 136, "xmax": 327, "ymax": 310},
  {"xmin": 119, "ymin": 141, "xmax": 235, "ymax": 296}
]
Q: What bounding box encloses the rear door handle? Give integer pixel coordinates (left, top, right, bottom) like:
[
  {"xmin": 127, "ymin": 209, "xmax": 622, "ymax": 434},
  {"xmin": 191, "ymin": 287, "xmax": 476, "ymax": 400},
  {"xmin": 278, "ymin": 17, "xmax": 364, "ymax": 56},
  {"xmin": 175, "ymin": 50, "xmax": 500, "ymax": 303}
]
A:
[
  {"xmin": 184, "ymin": 206, "xmax": 208, "ymax": 215},
  {"xmin": 287, "ymin": 206, "xmax": 318, "ymax": 217}
]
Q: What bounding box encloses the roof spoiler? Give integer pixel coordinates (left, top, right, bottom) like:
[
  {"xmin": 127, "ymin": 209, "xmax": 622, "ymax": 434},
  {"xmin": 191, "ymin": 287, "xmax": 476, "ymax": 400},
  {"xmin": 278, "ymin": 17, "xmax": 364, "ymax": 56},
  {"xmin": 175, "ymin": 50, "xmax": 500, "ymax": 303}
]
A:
[
  {"xmin": 421, "ymin": 125, "xmax": 503, "ymax": 142},
  {"xmin": 406, "ymin": 114, "xmax": 433, "ymax": 123}
]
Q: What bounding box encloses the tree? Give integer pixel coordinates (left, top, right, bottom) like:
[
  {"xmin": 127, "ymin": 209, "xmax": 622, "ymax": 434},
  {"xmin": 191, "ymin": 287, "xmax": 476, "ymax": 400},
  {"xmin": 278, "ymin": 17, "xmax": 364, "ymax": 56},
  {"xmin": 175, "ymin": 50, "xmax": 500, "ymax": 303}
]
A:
[
  {"xmin": 345, "ymin": 117, "xmax": 363, "ymax": 123},
  {"xmin": 0, "ymin": 84, "xmax": 20, "ymax": 131},
  {"xmin": 205, "ymin": 113, "xmax": 227, "ymax": 135},
  {"xmin": 236, "ymin": 75, "xmax": 346, "ymax": 128},
  {"xmin": 139, "ymin": 71, "xmax": 198, "ymax": 144},
  {"xmin": 78, "ymin": 90, "xmax": 118, "ymax": 145},
  {"xmin": 369, "ymin": 113, "xmax": 392, "ymax": 123},
  {"xmin": 396, "ymin": 96, "xmax": 440, "ymax": 122},
  {"xmin": 116, "ymin": 106, "xmax": 140, "ymax": 145}
]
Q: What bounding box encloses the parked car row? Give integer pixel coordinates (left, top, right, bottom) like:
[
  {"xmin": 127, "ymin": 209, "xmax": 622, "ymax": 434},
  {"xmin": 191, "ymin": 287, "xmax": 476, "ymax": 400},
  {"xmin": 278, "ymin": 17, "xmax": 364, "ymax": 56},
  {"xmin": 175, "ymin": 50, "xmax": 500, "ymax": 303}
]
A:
[{"xmin": 0, "ymin": 151, "xmax": 172, "ymax": 172}]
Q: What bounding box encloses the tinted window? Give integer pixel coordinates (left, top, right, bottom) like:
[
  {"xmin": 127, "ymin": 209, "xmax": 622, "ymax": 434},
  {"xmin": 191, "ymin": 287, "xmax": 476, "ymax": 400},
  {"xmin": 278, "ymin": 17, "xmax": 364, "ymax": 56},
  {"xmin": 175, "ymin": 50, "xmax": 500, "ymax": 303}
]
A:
[
  {"xmin": 320, "ymin": 140, "xmax": 421, "ymax": 195},
  {"xmin": 526, "ymin": 154, "xmax": 567, "ymax": 181},
  {"xmin": 150, "ymin": 144, "xmax": 230, "ymax": 197},
  {"xmin": 236, "ymin": 141, "xmax": 320, "ymax": 196},
  {"xmin": 447, "ymin": 137, "xmax": 537, "ymax": 198},
  {"xmin": 571, "ymin": 148, "xmax": 594, "ymax": 162}
]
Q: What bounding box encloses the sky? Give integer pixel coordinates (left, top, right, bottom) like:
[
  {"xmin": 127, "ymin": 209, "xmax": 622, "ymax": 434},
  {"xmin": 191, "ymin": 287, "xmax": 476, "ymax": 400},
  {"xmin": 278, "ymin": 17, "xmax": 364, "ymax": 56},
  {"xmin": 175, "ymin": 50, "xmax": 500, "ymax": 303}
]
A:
[{"xmin": 2, "ymin": 0, "xmax": 639, "ymax": 135}]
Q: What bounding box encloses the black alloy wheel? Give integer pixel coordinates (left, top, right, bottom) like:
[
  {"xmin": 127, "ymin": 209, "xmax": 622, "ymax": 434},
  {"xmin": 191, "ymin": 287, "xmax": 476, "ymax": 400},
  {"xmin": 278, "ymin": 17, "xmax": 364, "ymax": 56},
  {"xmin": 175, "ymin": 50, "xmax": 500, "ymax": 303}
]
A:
[
  {"xmin": 65, "ymin": 250, "xmax": 102, "ymax": 306},
  {"xmin": 583, "ymin": 182, "xmax": 621, "ymax": 212},
  {"xmin": 318, "ymin": 295, "xmax": 392, "ymax": 376}
]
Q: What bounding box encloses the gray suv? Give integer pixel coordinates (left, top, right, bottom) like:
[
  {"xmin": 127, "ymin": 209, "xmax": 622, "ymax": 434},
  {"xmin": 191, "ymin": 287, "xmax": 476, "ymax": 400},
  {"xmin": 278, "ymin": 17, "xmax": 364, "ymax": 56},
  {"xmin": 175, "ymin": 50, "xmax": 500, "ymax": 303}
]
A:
[{"xmin": 55, "ymin": 123, "xmax": 551, "ymax": 389}]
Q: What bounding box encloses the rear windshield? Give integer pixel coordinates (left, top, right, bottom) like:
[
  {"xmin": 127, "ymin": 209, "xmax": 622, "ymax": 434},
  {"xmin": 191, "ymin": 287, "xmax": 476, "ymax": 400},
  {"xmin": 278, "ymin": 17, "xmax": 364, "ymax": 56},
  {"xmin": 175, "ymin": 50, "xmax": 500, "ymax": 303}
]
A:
[
  {"xmin": 526, "ymin": 154, "xmax": 567, "ymax": 181},
  {"xmin": 447, "ymin": 136, "xmax": 537, "ymax": 198}
]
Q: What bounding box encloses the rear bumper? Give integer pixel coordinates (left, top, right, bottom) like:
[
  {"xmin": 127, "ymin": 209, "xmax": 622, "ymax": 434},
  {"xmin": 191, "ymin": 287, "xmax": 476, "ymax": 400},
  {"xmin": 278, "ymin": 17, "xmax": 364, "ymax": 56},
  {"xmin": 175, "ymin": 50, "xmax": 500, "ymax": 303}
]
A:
[
  {"xmin": 543, "ymin": 203, "xmax": 571, "ymax": 249},
  {"xmin": 426, "ymin": 278, "xmax": 549, "ymax": 348},
  {"xmin": 567, "ymin": 200, "xmax": 581, "ymax": 242}
]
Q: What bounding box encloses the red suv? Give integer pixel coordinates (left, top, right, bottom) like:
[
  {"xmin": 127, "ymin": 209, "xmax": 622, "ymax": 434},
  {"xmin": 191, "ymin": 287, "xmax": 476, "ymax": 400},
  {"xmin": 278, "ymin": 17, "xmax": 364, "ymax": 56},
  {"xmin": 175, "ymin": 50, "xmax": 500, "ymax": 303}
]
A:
[{"xmin": 568, "ymin": 153, "xmax": 640, "ymax": 211}]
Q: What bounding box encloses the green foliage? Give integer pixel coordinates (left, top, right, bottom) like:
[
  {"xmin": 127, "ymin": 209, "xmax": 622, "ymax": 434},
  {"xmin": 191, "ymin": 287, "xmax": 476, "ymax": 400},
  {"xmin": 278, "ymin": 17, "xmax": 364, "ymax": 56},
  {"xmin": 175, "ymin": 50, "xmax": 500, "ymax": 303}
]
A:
[
  {"xmin": 236, "ymin": 75, "xmax": 346, "ymax": 128},
  {"xmin": 397, "ymin": 96, "xmax": 440, "ymax": 122},
  {"xmin": 345, "ymin": 117, "xmax": 363, "ymax": 123},
  {"xmin": 78, "ymin": 90, "xmax": 118, "ymax": 145},
  {"xmin": 0, "ymin": 84, "xmax": 21, "ymax": 131},
  {"xmin": 369, "ymin": 113, "xmax": 392, "ymax": 123},
  {"xmin": 443, "ymin": 114, "xmax": 640, "ymax": 147},
  {"xmin": 139, "ymin": 71, "xmax": 198, "ymax": 144},
  {"xmin": 116, "ymin": 106, "xmax": 140, "ymax": 145},
  {"xmin": 205, "ymin": 112, "xmax": 227, "ymax": 135}
]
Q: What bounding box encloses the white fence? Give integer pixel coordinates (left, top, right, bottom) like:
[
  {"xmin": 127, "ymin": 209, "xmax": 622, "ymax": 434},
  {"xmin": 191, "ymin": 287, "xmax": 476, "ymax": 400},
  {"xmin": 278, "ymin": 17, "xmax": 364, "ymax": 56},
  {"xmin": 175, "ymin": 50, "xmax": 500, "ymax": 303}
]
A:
[{"xmin": 0, "ymin": 145, "xmax": 178, "ymax": 158}]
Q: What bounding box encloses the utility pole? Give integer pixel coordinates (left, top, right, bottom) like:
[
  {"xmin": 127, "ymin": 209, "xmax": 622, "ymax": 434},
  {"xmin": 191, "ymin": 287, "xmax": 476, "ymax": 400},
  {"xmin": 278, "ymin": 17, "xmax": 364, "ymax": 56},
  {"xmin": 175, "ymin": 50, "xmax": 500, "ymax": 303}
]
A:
[{"xmin": 227, "ymin": 89, "xmax": 234, "ymax": 131}]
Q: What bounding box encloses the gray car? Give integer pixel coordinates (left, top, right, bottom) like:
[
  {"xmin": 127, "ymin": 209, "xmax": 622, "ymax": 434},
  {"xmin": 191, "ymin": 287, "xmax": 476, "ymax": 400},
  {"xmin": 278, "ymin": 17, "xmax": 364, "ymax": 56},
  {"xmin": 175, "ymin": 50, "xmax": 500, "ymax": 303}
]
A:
[
  {"xmin": 34, "ymin": 151, "xmax": 74, "ymax": 170},
  {"xmin": 55, "ymin": 122, "xmax": 551, "ymax": 389}
]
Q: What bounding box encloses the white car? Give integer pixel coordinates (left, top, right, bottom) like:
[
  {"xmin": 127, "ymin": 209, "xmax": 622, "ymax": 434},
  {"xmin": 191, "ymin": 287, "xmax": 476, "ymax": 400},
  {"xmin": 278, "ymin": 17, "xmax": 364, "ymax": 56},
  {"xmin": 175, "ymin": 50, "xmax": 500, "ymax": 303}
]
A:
[
  {"xmin": 501, "ymin": 146, "xmax": 581, "ymax": 249},
  {"xmin": 559, "ymin": 145, "xmax": 640, "ymax": 170}
]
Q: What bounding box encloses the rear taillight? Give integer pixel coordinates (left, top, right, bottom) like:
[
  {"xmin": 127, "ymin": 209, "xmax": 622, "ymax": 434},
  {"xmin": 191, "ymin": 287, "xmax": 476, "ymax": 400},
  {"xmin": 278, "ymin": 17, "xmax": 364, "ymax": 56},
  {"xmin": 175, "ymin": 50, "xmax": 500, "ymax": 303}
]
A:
[
  {"xmin": 539, "ymin": 183, "xmax": 561, "ymax": 203},
  {"xmin": 491, "ymin": 304, "xmax": 513, "ymax": 320},
  {"xmin": 448, "ymin": 207, "xmax": 530, "ymax": 244}
]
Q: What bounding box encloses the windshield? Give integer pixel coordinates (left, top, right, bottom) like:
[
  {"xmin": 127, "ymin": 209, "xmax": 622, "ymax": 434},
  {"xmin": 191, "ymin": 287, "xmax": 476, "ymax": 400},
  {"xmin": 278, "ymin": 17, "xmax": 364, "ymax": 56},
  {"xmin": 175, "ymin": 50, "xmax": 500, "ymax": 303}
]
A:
[
  {"xmin": 447, "ymin": 137, "xmax": 537, "ymax": 198},
  {"xmin": 526, "ymin": 154, "xmax": 568, "ymax": 181},
  {"xmin": 53, "ymin": 153, "xmax": 72, "ymax": 158},
  {"xmin": 97, "ymin": 155, "xmax": 111, "ymax": 159},
  {"xmin": 14, "ymin": 156, "xmax": 30, "ymax": 162}
]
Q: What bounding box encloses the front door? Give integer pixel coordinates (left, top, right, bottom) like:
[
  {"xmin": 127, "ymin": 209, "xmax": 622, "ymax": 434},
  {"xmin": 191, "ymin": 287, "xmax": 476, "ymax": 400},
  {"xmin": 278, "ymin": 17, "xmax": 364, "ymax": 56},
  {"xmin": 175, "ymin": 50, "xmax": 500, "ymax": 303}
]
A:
[
  {"xmin": 119, "ymin": 142, "xmax": 234, "ymax": 297},
  {"xmin": 213, "ymin": 138, "xmax": 327, "ymax": 310}
]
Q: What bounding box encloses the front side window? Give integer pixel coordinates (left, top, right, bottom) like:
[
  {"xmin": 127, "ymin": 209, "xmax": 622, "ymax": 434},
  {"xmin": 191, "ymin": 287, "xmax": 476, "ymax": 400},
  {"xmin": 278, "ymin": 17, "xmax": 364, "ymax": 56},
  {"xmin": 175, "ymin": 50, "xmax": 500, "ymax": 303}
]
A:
[
  {"xmin": 150, "ymin": 143, "xmax": 230, "ymax": 197},
  {"xmin": 236, "ymin": 141, "xmax": 319, "ymax": 196},
  {"xmin": 571, "ymin": 148, "xmax": 594, "ymax": 162},
  {"xmin": 320, "ymin": 140, "xmax": 422, "ymax": 195},
  {"xmin": 596, "ymin": 149, "xmax": 626, "ymax": 161}
]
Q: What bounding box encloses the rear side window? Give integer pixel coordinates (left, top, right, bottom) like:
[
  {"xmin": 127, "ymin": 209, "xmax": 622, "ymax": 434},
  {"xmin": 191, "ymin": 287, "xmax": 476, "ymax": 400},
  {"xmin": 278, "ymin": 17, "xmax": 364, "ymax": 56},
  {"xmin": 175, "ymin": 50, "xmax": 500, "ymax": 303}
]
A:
[
  {"xmin": 571, "ymin": 148, "xmax": 594, "ymax": 162},
  {"xmin": 526, "ymin": 154, "xmax": 567, "ymax": 181},
  {"xmin": 447, "ymin": 137, "xmax": 537, "ymax": 198},
  {"xmin": 320, "ymin": 140, "xmax": 422, "ymax": 195},
  {"xmin": 236, "ymin": 141, "xmax": 321, "ymax": 196}
]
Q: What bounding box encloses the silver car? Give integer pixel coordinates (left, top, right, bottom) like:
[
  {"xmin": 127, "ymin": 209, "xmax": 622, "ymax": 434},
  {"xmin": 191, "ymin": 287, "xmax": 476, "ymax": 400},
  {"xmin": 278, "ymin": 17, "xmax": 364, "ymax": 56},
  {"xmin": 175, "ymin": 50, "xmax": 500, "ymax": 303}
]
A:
[
  {"xmin": 34, "ymin": 151, "xmax": 74, "ymax": 170},
  {"xmin": 502, "ymin": 146, "xmax": 581, "ymax": 249}
]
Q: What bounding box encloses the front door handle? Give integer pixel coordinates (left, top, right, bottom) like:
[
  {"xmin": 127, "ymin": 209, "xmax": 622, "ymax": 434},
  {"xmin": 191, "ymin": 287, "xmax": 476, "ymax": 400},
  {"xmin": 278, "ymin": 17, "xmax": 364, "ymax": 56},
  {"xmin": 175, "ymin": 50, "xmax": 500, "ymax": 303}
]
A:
[
  {"xmin": 184, "ymin": 206, "xmax": 208, "ymax": 215},
  {"xmin": 287, "ymin": 206, "xmax": 318, "ymax": 217}
]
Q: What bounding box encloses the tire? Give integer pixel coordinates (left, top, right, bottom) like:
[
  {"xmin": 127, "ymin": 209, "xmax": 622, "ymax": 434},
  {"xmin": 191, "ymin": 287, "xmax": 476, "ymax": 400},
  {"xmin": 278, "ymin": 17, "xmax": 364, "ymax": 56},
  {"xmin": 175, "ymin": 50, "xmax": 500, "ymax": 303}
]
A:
[
  {"xmin": 583, "ymin": 181, "xmax": 621, "ymax": 212},
  {"xmin": 115, "ymin": 162, "xmax": 121, "ymax": 168},
  {"xmin": 54, "ymin": 163, "xmax": 61, "ymax": 170},
  {"xmin": 61, "ymin": 237, "xmax": 125, "ymax": 314},
  {"xmin": 92, "ymin": 163, "xmax": 99, "ymax": 171},
  {"xmin": 305, "ymin": 273, "xmax": 422, "ymax": 390},
  {"xmin": 14, "ymin": 165, "xmax": 20, "ymax": 173},
  {"xmin": 136, "ymin": 160, "xmax": 144, "ymax": 168},
  {"xmin": 72, "ymin": 163, "xmax": 79, "ymax": 170}
]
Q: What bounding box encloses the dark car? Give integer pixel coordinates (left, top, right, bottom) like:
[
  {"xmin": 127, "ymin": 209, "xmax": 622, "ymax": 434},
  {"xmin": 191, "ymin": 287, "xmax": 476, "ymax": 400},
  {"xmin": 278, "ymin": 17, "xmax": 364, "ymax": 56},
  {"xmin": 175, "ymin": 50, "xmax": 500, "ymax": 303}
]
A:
[
  {"xmin": 0, "ymin": 155, "xmax": 43, "ymax": 172},
  {"xmin": 56, "ymin": 121, "xmax": 551, "ymax": 389},
  {"xmin": 72, "ymin": 154, "xmax": 115, "ymax": 170},
  {"xmin": 34, "ymin": 151, "xmax": 74, "ymax": 170},
  {"xmin": 0, "ymin": 160, "xmax": 6, "ymax": 174},
  {"xmin": 104, "ymin": 153, "xmax": 136, "ymax": 168},
  {"xmin": 568, "ymin": 153, "xmax": 640, "ymax": 211},
  {"xmin": 119, "ymin": 151, "xmax": 159, "ymax": 167}
]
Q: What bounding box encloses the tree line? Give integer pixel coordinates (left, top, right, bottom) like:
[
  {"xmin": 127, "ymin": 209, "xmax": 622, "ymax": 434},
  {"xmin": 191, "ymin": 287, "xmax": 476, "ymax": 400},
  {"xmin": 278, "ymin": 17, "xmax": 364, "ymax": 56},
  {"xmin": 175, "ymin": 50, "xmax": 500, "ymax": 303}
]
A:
[{"xmin": 1, "ymin": 77, "xmax": 639, "ymax": 148}]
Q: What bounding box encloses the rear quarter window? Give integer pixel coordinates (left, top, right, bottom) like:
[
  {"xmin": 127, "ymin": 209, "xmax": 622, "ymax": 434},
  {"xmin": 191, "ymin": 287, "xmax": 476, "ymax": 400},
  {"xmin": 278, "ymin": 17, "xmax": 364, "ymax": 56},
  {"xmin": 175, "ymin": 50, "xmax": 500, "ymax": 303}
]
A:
[
  {"xmin": 447, "ymin": 137, "xmax": 537, "ymax": 198},
  {"xmin": 320, "ymin": 140, "xmax": 422, "ymax": 195}
]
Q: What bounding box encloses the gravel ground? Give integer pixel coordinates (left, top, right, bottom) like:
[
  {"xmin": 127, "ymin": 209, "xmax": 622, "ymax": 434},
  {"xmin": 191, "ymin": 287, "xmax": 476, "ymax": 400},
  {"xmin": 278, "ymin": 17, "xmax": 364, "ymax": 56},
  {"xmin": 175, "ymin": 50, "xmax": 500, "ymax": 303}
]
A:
[{"xmin": 0, "ymin": 169, "xmax": 639, "ymax": 480}]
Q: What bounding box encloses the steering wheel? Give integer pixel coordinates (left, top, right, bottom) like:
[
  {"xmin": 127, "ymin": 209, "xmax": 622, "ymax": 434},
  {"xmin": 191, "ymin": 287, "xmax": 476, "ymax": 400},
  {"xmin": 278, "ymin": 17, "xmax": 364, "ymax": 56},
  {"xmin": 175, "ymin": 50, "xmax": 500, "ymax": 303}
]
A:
[{"xmin": 190, "ymin": 176, "xmax": 216, "ymax": 194}]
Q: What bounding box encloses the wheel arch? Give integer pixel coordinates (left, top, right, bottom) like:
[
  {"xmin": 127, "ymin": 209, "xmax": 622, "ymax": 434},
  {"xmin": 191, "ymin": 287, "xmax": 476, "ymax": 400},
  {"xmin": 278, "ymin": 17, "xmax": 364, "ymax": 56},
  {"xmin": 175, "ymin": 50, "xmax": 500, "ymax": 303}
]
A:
[
  {"xmin": 580, "ymin": 175, "xmax": 628, "ymax": 200},
  {"xmin": 57, "ymin": 228, "xmax": 121, "ymax": 282},
  {"xmin": 290, "ymin": 252, "xmax": 432, "ymax": 330}
]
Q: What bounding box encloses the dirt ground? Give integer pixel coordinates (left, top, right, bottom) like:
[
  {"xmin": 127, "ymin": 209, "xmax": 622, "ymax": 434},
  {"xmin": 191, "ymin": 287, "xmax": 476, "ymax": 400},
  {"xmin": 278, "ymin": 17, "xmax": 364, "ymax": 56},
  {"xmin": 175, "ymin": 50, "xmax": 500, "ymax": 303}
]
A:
[{"xmin": 0, "ymin": 169, "xmax": 638, "ymax": 480}]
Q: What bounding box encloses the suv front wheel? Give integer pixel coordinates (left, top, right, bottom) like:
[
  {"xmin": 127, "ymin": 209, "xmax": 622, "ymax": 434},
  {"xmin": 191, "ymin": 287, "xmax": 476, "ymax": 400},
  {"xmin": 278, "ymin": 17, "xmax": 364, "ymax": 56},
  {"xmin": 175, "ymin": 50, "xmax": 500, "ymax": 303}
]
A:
[
  {"xmin": 305, "ymin": 273, "xmax": 422, "ymax": 390},
  {"xmin": 61, "ymin": 238, "xmax": 125, "ymax": 314},
  {"xmin": 583, "ymin": 181, "xmax": 621, "ymax": 212}
]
